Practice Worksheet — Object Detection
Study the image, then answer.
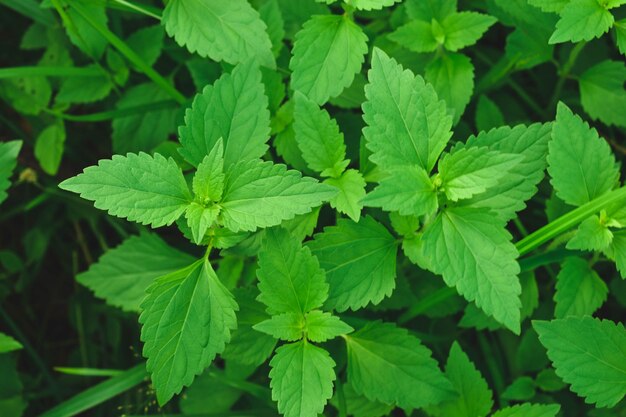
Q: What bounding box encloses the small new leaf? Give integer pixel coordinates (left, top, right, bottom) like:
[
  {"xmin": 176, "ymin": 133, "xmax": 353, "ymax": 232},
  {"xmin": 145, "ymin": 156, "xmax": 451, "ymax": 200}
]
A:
[
  {"xmin": 254, "ymin": 313, "xmax": 304, "ymax": 341},
  {"xmin": 304, "ymin": 311, "xmax": 353, "ymax": 342},
  {"xmin": 59, "ymin": 152, "xmax": 192, "ymax": 228},
  {"xmin": 566, "ymin": 215, "xmax": 613, "ymax": 251},
  {"xmin": 441, "ymin": 12, "xmax": 497, "ymax": 52},
  {"xmin": 324, "ymin": 169, "xmax": 367, "ymax": 222},
  {"xmin": 270, "ymin": 341, "xmax": 336, "ymax": 417},
  {"xmin": 192, "ymin": 139, "xmax": 224, "ymax": 203},
  {"xmin": 534, "ymin": 317, "xmax": 626, "ymax": 407},
  {"xmin": 140, "ymin": 260, "xmax": 238, "ymax": 405},
  {"xmin": 548, "ymin": 0, "xmax": 614, "ymax": 44},
  {"xmin": 185, "ymin": 203, "xmax": 219, "ymax": 245}
]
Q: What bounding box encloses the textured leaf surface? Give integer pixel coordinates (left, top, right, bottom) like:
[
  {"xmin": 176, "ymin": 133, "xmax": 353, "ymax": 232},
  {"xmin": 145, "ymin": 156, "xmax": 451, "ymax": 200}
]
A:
[
  {"xmin": 324, "ymin": 169, "xmax": 366, "ymax": 222},
  {"xmin": 304, "ymin": 310, "xmax": 353, "ymax": 342},
  {"xmin": 257, "ymin": 227, "xmax": 328, "ymax": 315},
  {"xmin": 534, "ymin": 317, "xmax": 626, "ymax": 407},
  {"xmin": 389, "ymin": 20, "xmax": 438, "ymax": 53},
  {"xmin": 549, "ymin": 0, "xmax": 613, "ymax": 44},
  {"xmin": 566, "ymin": 215, "xmax": 613, "ymax": 251},
  {"xmin": 308, "ymin": 217, "xmax": 397, "ymax": 311},
  {"xmin": 425, "ymin": 52, "xmax": 474, "ymax": 123},
  {"xmin": 220, "ymin": 159, "xmax": 336, "ymax": 232},
  {"xmin": 361, "ymin": 166, "xmax": 437, "ymax": 217},
  {"xmin": 406, "ymin": 0, "xmax": 457, "ymax": 21},
  {"xmin": 579, "ymin": 60, "xmax": 626, "ymax": 127},
  {"xmin": 59, "ymin": 153, "xmax": 192, "ymax": 228},
  {"xmin": 163, "ymin": 0, "xmax": 274, "ymax": 68},
  {"xmin": 363, "ymin": 48, "xmax": 452, "ymax": 171},
  {"xmin": 457, "ymin": 123, "xmax": 552, "ymax": 221},
  {"xmin": 346, "ymin": 321, "xmax": 455, "ymax": 409},
  {"xmin": 192, "ymin": 139, "xmax": 225, "ymax": 204},
  {"xmin": 254, "ymin": 313, "xmax": 304, "ymax": 341},
  {"xmin": 270, "ymin": 341, "xmax": 336, "ymax": 417},
  {"xmin": 547, "ymin": 103, "xmax": 619, "ymax": 206},
  {"xmin": 34, "ymin": 122, "xmax": 65, "ymax": 175},
  {"xmin": 492, "ymin": 403, "xmax": 560, "ymax": 417},
  {"xmin": 438, "ymin": 147, "xmax": 523, "ymax": 202},
  {"xmin": 349, "ymin": 0, "xmax": 402, "ymax": 10},
  {"xmin": 77, "ymin": 233, "xmax": 194, "ymax": 312},
  {"xmin": 441, "ymin": 12, "xmax": 496, "ymax": 51},
  {"xmin": 140, "ymin": 260, "xmax": 238, "ymax": 405},
  {"xmin": 290, "ymin": 14, "xmax": 368, "ymax": 104},
  {"xmin": 605, "ymin": 230, "xmax": 626, "ymax": 278},
  {"xmin": 0, "ymin": 141, "xmax": 22, "ymax": 205},
  {"xmin": 293, "ymin": 92, "xmax": 347, "ymax": 177},
  {"xmin": 422, "ymin": 207, "xmax": 522, "ymax": 333},
  {"xmin": 185, "ymin": 203, "xmax": 219, "ymax": 245},
  {"xmin": 554, "ymin": 257, "xmax": 608, "ymax": 318},
  {"xmin": 427, "ymin": 342, "xmax": 493, "ymax": 417},
  {"xmin": 179, "ymin": 61, "xmax": 270, "ymax": 167}
]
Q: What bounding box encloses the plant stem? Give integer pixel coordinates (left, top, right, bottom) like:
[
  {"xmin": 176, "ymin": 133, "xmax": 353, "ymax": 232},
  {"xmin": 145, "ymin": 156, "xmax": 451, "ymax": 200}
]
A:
[
  {"xmin": 43, "ymin": 100, "xmax": 177, "ymax": 122},
  {"xmin": 549, "ymin": 41, "xmax": 586, "ymax": 110},
  {"xmin": 0, "ymin": 66, "xmax": 104, "ymax": 78},
  {"xmin": 110, "ymin": 0, "xmax": 161, "ymax": 20},
  {"xmin": 67, "ymin": 0, "xmax": 186, "ymax": 104}
]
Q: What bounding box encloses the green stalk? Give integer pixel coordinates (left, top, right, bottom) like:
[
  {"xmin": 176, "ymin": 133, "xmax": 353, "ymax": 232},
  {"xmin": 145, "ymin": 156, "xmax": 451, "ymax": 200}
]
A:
[
  {"xmin": 0, "ymin": 66, "xmax": 104, "ymax": 78},
  {"xmin": 0, "ymin": 0, "xmax": 55, "ymax": 26},
  {"xmin": 109, "ymin": 0, "xmax": 161, "ymax": 20},
  {"xmin": 548, "ymin": 41, "xmax": 586, "ymax": 110},
  {"xmin": 37, "ymin": 364, "xmax": 147, "ymax": 417},
  {"xmin": 44, "ymin": 100, "xmax": 178, "ymax": 122},
  {"xmin": 54, "ymin": 367, "xmax": 124, "ymax": 377},
  {"xmin": 68, "ymin": 0, "xmax": 186, "ymax": 104},
  {"xmin": 516, "ymin": 186, "xmax": 626, "ymax": 256}
]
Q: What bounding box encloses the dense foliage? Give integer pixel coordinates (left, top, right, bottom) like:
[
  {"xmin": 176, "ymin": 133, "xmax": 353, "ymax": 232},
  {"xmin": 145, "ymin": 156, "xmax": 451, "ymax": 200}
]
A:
[{"xmin": 1, "ymin": 0, "xmax": 626, "ymax": 416}]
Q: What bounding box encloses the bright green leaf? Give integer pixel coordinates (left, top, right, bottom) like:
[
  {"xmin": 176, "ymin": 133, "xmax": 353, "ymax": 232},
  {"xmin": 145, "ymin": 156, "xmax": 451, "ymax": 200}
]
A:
[
  {"xmin": 548, "ymin": 0, "xmax": 614, "ymax": 44},
  {"xmin": 290, "ymin": 14, "xmax": 368, "ymax": 105},
  {"xmin": 270, "ymin": 341, "xmax": 336, "ymax": 417},
  {"xmin": 254, "ymin": 313, "xmax": 304, "ymax": 341},
  {"xmin": 140, "ymin": 260, "xmax": 238, "ymax": 405},
  {"xmin": 346, "ymin": 321, "xmax": 456, "ymax": 409},
  {"xmin": 579, "ymin": 60, "xmax": 626, "ymax": 127},
  {"xmin": 192, "ymin": 138, "xmax": 225, "ymax": 204},
  {"xmin": 389, "ymin": 20, "xmax": 439, "ymax": 53},
  {"xmin": 257, "ymin": 227, "xmax": 328, "ymax": 315},
  {"xmin": 0, "ymin": 141, "xmax": 22, "ymax": 205},
  {"xmin": 162, "ymin": 0, "xmax": 275, "ymax": 68},
  {"xmin": 566, "ymin": 215, "xmax": 613, "ymax": 251},
  {"xmin": 441, "ymin": 12, "xmax": 497, "ymax": 51},
  {"xmin": 324, "ymin": 169, "xmax": 366, "ymax": 222},
  {"xmin": 405, "ymin": 0, "xmax": 457, "ymax": 21},
  {"xmin": 0, "ymin": 333, "xmax": 22, "ymax": 354},
  {"xmin": 304, "ymin": 310, "xmax": 353, "ymax": 342},
  {"xmin": 534, "ymin": 317, "xmax": 626, "ymax": 407},
  {"xmin": 554, "ymin": 257, "xmax": 608, "ymax": 318},
  {"xmin": 425, "ymin": 52, "xmax": 474, "ymax": 124},
  {"xmin": 492, "ymin": 403, "xmax": 560, "ymax": 417},
  {"xmin": 34, "ymin": 121, "xmax": 65, "ymax": 175},
  {"xmin": 308, "ymin": 216, "xmax": 397, "ymax": 312},
  {"xmin": 185, "ymin": 203, "xmax": 219, "ymax": 245},
  {"xmin": 220, "ymin": 159, "xmax": 336, "ymax": 232},
  {"xmin": 59, "ymin": 152, "xmax": 192, "ymax": 228}
]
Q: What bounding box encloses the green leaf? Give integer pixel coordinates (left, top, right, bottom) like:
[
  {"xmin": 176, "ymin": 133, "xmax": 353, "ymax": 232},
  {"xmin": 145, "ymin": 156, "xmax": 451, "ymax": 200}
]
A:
[
  {"xmin": 55, "ymin": 64, "xmax": 112, "ymax": 104},
  {"xmin": 270, "ymin": 341, "xmax": 336, "ymax": 417},
  {"xmin": 179, "ymin": 61, "xmax": 270, "ymax": 168},
  {"xmin": 324, "ymin": 169, "xmax": 366, "ymax": 222},
  {"xmin": 59, "ymin": 152, "xmax": 192, "ymax": 228},
  {"xmin": 425, "ymin": 52, "xmax": 474, "ymax": 124},
  {"xmin": 422, "ymin": 207, "xmax": 522, "ymax": 333},
  {"xmin": 0, "ymin": 333, "xmax": 22, "ymax": 354},
  {"xmin": 0, "ymin": 76, "xmax": 51, "ymax": 116},
  {"xmin": 427, "ymin": 342, "xmax": 493, "ymax": 417},
  {"xmin": 346, "ymin": 321, "xmax": 455, "ymax": 409},
  {"xmin": 406, "ymin": 0, "xmax": 457, "ymax": 21},
  {"xmin": 304, "ymin": 310, "xmax": 353, "ymax": 342},
  {"xmin": 140, "ymin": 260, "xmax": 238, "ymax": 405},
  {"xmin": 308, "ymin": 216, "xmax": 398, "ymax": 312},
  {"xmin": 502, "ymin": 377, "xmax": 536, "ymax": 401},
  {"xmin": 34, "ymin": 121, "xmax": 65, "ymax": 175},
  {"xmin": 534, "ymin": 317, "xmax": 626, "ymax": 407},
  {"xmin": 220, "ymin": 159, "xmax": 336, "ymax": 232},
  {"xmin": 492, "ymin": 403, "xmax": 560, "ymax": 417},
  {"xmin": 348, "ymin": 0, "xmax": 402, "ymax": 10},
  {"xmin": 331, "ymin": 383, "xmax": 393, "ymax": 417},
  {"xmin": 290, "ymin": 14, "xmax": 368, "ymax": 105},
  {"xmin": 257, "ymin": 227, "xmax": 329, "ymax": 315},
  {"xmin": 64, "ymin": 2, "xmax": 108, "ymax": 59},
  {"xmin": 441, "ymin": 12, "xmax": 497, "ymax": 51},
  {"xmin": 566, "ymin": 215, "xmax": 613, "ymax": 251},
  {"xmin": 293, "ymin": 92, "xmax": 348, "ymax": 177},
  {"xmin": 162, "ymin": 0, "xmax": 275, "ymax": 68},
  {"xmin": 192, "ymin": 139, "xmax": 225, "ymax": 204},
  {"xmin": 579, "ymin": 60, "xmax": 626, "ymax": 127},
  {"xmin": 126, "ymin": 25, "xmax": 164, "ymax": 68},
  {"xmin": 185, "ymin": 203, "xmax": 219, "ymax": 245},
  {"xmin": 0, "ymin": 141, "xmax": 22, "ymax": 205},
  {"xmin": 76, "ymin": 232, "xmax": 195, "ymax": 312},
  {"xmin": 548, "ymin": 0, "xmax": 614, "ymax": 44},
  {"xmin": 547, "ymin": 103, "xmax": 619, "ymax": 207},
  {"xmin": 253, "ymin": 312, "xmax": 304, "ymax": 341},
  {"xmin": 615, "ymin": 19, "xmax": 626, "ymax": 55},
  {"xmin": 457, "ymin": 123, "xmax": 552, "ymax": 221},
  {"xmin": 363, "ymin": 48, "xmax": 452, "ymax": 171},
  {"xmin": 361, "ymin": 166, "xmax": 437, "ymax": 217},
  {"xmin": 528, "ymin": 0, "xmax": 569, "ymax": 13},
  {"xmin": 259, "ymin": 0, "xmax": 285, "ymax": 57},
  {"xmin": 389, "ymin": 20, "xmax": 439, "ymax": 53},
  {"xmin": 112, "ymin": 83, "xmax": 178, "ymax": 153},
  {"xmin": 438, "ymin": 147, "xmax": 523, "ymax": 202},
  {"xmin": 554, "ymin": 257, "xmax": 608, "ymax": 318},
  {"xmin": 604, "ymin": 230, "xmax": 626, "ymax": 278},
  {"xmin": 475, "ymin": 95, "xmax": 505, "ymax": 132}
]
